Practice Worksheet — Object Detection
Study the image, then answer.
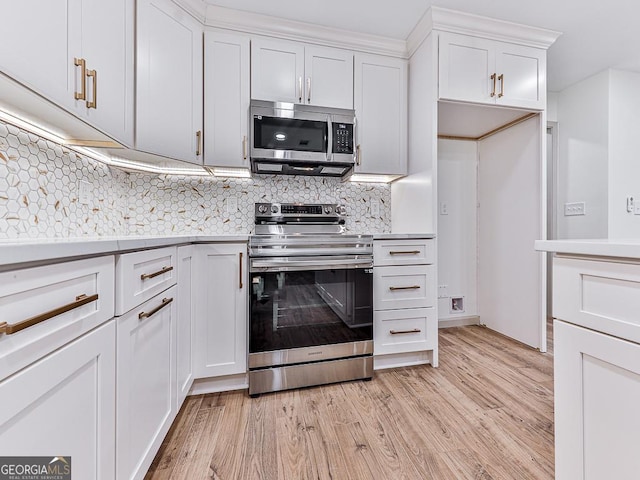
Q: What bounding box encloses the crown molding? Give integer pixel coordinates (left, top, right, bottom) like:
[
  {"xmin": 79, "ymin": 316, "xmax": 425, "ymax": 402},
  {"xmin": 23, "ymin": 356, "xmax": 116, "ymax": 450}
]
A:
[
  {"xmin": 202, "ymin": 5, "xmax": 407, "ymax": 58},
  {"xmin": 173, "ymin": 0, "xmax": 207, "ymax": 23},
  {"xmin": 407, "ymin": 6, "xmax": 562, "ymax": 57}
]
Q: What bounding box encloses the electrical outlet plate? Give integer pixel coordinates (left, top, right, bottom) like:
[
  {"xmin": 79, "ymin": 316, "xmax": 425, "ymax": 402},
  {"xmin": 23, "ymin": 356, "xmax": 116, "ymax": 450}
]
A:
[
  {"xmin": 439, "ymin": 201, "xmax": 448, "ymax": 215},
  {"xmin": 564, "ymin": 202, "xmax": 585, "ymax": 216},
  {"xmin": 78, "ymin": 180, "xmax": 92, "ymax": 205},
  {"xmin": 369, "ymin": 199, "xmax": 379, "ymax": 217}
]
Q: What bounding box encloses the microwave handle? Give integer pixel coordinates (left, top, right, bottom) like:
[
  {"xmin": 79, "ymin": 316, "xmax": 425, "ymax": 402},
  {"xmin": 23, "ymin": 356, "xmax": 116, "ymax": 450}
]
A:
[{"xmin": 326, "ymin": 117, "xmax": 333, "ymax": 161}]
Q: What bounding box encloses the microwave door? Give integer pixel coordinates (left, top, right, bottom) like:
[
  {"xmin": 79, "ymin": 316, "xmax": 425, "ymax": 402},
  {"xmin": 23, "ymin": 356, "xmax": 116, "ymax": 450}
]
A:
[{"xmin": 252, "ymin": 115, "xmax": 329, "ymax": 163}]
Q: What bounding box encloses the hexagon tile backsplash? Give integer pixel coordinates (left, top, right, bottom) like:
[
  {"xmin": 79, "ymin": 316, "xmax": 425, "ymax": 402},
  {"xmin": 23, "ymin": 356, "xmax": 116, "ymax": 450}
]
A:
[{"xmin": 0, "ymin": 120, "xmax": 391, "ymax": 239}]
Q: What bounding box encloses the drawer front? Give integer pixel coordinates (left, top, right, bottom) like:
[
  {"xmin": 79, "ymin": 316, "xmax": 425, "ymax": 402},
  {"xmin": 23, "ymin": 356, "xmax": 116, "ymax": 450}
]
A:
[
  {"xmin": 553, "ymin": 256, "xmax": 640, "ymax": 343},
  {"xmin": 374, "ymin": 239, "xmax": 434, "ymax": 266},
  {"xmin": 116, "ymin": 246, "xmax": 177, "ymax": 315},
  {"xmin": 374, "ymin": 265, "xmax": 435, "ymax": 310},
  {"xmin": 374, "ymin": 308, "xmax": 437, "ymax": 355},
  {"xmin": 0, "ymin": 255, "xmax": 115, "ymax": 380}
]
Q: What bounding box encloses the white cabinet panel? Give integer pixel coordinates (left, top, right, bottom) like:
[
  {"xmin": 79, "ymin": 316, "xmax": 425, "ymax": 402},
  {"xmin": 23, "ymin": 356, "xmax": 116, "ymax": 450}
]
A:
[
  {"xmin": 137, "ymin": 0, "xmax": 203, "ymax": 163},
  {"xmin": 373, "ymin": 239, "xmax": 435, "ymax": 266},
  {"xmin": 251, "ymin": 38, "xmax": 304, "ymax": 104},
  {"xmin": 354, "ymin": 53, "xmax": 407, "ymax": 175},
  {"xmin": 194, "ymin": 243, "xmax": 247, "ymax": 378},
  {"xmin": 115, "ymin": 246, "xmax": 177, "ymax": 316},
  {"xmin": 0, "ymin": 320, "xmax": 116, "ymax": 480},
  {"xmin": 374, "ymin": 308, "xmax": 436, "ymax": 355},
  {"xmin": 176, "ymin": 246, "xmax": 194, "ymax": 407},
  {"xmin": 117, "ymin": 286, "xmax": 177, "ymax": 480},
  {"xmin": 555, "ymin": 320, "xmax": 640, "ymax": 480},
  {"xmin": 374, "ymin": 265, "xmax": 435, "ymax": 311},
  {"xmin": 304, "ymin": 46, "xmax": 353, "ymax": 108},
  {"xmin": 495, "ymin": 43, "xmax": 545, "ymax": 109},
  {"xmin": 204, "ymin": 30, "xmax": 250, "ymax": 168}
]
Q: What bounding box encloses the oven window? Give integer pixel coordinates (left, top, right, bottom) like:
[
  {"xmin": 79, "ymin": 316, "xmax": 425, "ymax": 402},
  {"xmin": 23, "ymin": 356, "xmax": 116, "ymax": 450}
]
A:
[
  {"xmin": 250, "ymin": 268, "xmax": 373, "ymax": 353},
  {"xmin": 253, "ymin": 116, "xmax": 327, "ymax": 152}
]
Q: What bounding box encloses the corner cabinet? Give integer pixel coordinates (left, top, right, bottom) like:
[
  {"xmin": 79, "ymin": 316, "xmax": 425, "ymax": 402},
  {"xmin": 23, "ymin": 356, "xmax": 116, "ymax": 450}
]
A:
[
  {"xmin": 251, "ymin": 38, "xmax": 354, "ymax": 109},
  {"xmin": 136, "ymin": 0, "xmax": 203, "ymax": 164},
  {"xmin": 0, "ymin": 0, "xmax": 134, "ymax": 145},
  {"xmin": 354, "ymin": 54, "xmax": 408, "ymax": 175},
  {"xmin": 176, "ymin": 245, "xmax": 195, "ymax": 407},
  {"xmin": 194, "ymin": 243, "xmax": 247, "ymax": 378},
  {"xmin": 204, "ymin": 30, "xmax": 250, "ymax": 169},
  {"xmin": 438, "ymin": 32, "xmax": 546, "ymax": 110}
]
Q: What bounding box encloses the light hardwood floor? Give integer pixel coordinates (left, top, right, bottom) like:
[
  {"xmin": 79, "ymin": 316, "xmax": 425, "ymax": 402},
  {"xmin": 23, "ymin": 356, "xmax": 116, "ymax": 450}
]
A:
[{"xmin": 146, "ymin": 326, "xmax": 554, "ymax": 479}]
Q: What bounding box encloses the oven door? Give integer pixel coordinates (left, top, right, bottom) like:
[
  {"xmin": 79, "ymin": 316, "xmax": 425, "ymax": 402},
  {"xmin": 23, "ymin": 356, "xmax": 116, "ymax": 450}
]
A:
[{"xmin": 249, "ymin": 255, "xmax": 373, "ymax": 368}]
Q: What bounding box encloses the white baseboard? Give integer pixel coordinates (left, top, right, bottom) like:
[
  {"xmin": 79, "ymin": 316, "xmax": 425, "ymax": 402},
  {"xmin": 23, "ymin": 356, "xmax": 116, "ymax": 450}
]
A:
[
  {"xmin": 189, "ymin": 373, "xmax": 248, "ymax": 395},
  {"xmin": 373, "ymin": 350, "xmax": 436, "ymax": 370},
  {"xmin": 438, "ymin": 315, "xmax": 480, "ymax": 328}
]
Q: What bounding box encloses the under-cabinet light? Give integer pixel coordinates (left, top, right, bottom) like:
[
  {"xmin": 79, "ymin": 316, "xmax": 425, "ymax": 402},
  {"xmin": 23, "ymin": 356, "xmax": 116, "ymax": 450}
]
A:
[
  {"xmin": 348, "ymin": 173, "xmax": 403, "ymax": 184},
  {"xmin": 209, "ymin": 167, "xmax": 252, "ymax": 178}
]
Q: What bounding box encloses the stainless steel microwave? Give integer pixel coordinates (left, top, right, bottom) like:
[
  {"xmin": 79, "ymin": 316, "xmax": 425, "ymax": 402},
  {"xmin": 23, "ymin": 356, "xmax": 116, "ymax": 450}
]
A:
[{"xmin": 250, "ymin": 99, "xmax": 356, "ymax": 177}]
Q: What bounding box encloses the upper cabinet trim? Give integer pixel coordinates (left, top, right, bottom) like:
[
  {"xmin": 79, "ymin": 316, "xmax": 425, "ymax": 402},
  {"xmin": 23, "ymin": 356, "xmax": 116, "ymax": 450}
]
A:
[{"xmin": 407, "ymin": 7, "xmax": 562, "ymax": 57}]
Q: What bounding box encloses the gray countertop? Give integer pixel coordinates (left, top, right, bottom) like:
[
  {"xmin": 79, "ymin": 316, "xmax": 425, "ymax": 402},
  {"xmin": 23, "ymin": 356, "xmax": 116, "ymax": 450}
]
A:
[{"xmin": 535, "ymin": 239, "xmax": 640, "ymax": 259}]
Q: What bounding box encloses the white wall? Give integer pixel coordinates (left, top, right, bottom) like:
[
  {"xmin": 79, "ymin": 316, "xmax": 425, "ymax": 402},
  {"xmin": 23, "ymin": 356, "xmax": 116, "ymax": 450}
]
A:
[
  {"xmin": 437, "ymin": 139, "xmax": 478, "ymax": 324},
  {"xmin": 547, "ymin": 91, "xmax": 559, "ymax": 123},
  {"xmin": 608, "ymin": 70, "xmax": 640, "ymax": 238},
  {"xmin": 556, "ymin": 70, "xmax": 609, "ymax": 239}
]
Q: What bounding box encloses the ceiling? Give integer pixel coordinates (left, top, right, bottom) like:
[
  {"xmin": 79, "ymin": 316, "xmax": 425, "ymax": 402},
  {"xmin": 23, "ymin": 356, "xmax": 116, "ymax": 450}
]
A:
[{"xmin": 202, "ymin": 0, "xmax": 640, "ymax": 92}]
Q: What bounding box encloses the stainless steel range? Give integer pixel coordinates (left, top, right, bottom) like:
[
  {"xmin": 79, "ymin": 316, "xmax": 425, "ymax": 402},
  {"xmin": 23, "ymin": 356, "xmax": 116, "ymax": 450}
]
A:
[{"xmin": 248, "ymin": 202, "xmax": 374, "ymax": 397}]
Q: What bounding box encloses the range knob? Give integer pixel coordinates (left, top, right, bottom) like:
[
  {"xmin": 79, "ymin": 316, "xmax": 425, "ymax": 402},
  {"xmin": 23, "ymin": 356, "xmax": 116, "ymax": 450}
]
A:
[
  {"xmin": 336, "ymin": 205, "xmax": 346, "ymax": 215},
  {"xmin": 257, "ymin": 204, "xmax": 268, "ymax": 214},
  {"xmin": 271, "ymin": 205, "xmax": 279, "ymax": 214},
  {"xmin": 324, "ymin": 205, "xmax": 333, "ymax": 214}
]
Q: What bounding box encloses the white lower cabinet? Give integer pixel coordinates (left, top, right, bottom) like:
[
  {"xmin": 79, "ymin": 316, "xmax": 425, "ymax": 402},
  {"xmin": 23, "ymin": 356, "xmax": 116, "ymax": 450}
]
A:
[
  {"xmin": 116, "ymin": 285, "xmax": 177, "ymax": 480},
  {"xmin": 0, "ymin": 320, "xmax": 116, "ymax": 479},
  {"xmin": 374, "ymin": 308, "xmax": 437, "ymax": 356},
  {"xmin": 194, "ymin": 243, "xmax": 247, "ymax": 378},
  {"xmin": 176, "ymin": 245, "xmax": 194, "ymax": 407}
]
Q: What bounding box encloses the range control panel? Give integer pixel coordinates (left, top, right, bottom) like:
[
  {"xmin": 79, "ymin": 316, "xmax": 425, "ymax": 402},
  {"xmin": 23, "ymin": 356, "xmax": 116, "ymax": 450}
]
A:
[
  {"xmin": 332, "ymin": 123, "xmax": 354, "ymax": 154},
  {"xmin": 255, "ymin": 203, "xmax": 346, "ymax": 223}
]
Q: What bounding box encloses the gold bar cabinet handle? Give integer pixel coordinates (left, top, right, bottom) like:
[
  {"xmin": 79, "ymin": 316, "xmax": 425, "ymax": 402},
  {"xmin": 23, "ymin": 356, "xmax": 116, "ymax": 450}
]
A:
[
  {"xmin": 298, "ymin": 76, "xmax": 303, "ymax": 103},
  {"xmin": 242, "ymin": 135, "xmax": 247, "ymax": 160},
  {"xmin": 389, "ymin": 285, "xmax": 421, "ymax": 291},
  {"xmin": 139, "ymin": 297, "xmax": 173, "ymax": 320},
  {"xmin": 74, "ymin": 58, "xmax": 86, "ymax": 100},
  {"xmin": 196, "ymin": 130, "xmax": 202, "ymax": 156},
  {"xmin": 389, "ymin": 250, "xmax": 420, "ymax": 255},
  {"xmin": 239, "ymin": 252, "xmax": 243, "ymax": 289},
  {"xmin": 0, "ymin": 293, "xmax": 99, "ymax": 336},
  {"xmin": 307, "ymin": 77, "xmax": 311, "ymax": 103},
  {"xmin": 86, "ymin": 69, "xmax": 97, "ymax": 109},
  {"xmin": 356, "ymin": 144, "xmax": 361, "ymax": 166},
  {"xmin": 498, "ymin": 74, "xmax": 504, "ymax": 98},
  {"xmin": 390, "ymin": 328, "xmax": 421, "ymax": 335},
  {"xmin": 140, "ymin": 265, "xmax": 174, "ymax": 280},
  {"xmin": 490, "ymin": 73, "xmax": 497, "ymax": 97}
]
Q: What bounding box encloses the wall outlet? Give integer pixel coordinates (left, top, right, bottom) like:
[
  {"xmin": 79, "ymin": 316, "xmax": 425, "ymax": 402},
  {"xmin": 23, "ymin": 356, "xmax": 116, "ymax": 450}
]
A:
[
  {"xmin": 635, "ymin": 201, "xmax": 640, "ymax": 215},
  {"xmin": 438, "ymin": 284, "xmax": 448, "ymax": 298},
  {"xmin": 78, "ymin": 180, "xmax": 92, "ymax": 205},
  {"xmin": 224, "ymin": 196, "xmax": 238, "ymax": 216},
  {"xmin": 439, "ymin": 201, "xmax": 448, "ymax": 215},
  {"xmin": 564, "ymin": 201, "xmax": 585, "ymax": 216},
  {"xmin": 369, "ymin": 199, "xmax": 380, "ymax": 217},
  {"xmin": 627, "ymin": 196, "xmax": 635, "ymax": 213}
]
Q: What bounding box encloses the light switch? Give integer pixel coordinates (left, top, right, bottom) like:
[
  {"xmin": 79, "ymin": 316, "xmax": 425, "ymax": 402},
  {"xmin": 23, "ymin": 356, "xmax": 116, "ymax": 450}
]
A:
[{"xmin": 564, "ymin": 202, "xmax": 585, "ymax": 216}]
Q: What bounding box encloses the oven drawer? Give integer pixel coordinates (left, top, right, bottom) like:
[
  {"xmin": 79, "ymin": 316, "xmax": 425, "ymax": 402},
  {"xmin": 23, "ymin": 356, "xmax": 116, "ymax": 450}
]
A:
[
  {"xmin": 374, "ymin": 308, "xmax": 437, "ymax": 355},
  {"xmin": 373, "ymin": 265, "xmax": 435, "ymax": 310},
  {"xmin": 373, "ymin": 239, "xmax": 434, "ymax": 266},
  {"xmin": 116, "ymin": 246, "xmax": 177, "ymax": 315}
]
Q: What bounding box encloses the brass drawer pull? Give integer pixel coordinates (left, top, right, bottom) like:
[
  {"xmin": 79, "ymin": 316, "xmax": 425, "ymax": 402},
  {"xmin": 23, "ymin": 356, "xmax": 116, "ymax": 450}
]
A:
[
  {"xmin": 0, "ymin": 293, "xmax": 99, "ymax": 336},
  {"xmin": 389, "ymin": 285, "xmax": 421, "ymax": 291},
  {"xmin": 498, "ymin": 74, "xmax": 504, "ymax": 98},
  {"xmin": 389, "ymin": 250, "xmax": 420, "ymax": 255},
  {"xmin": 490, "ymin": 72, "xmax": 497, "ymax": 97},
  {"xmin": 390, "ymin": 328, "xmax": 421, "ymax": 335},
  {"xmin": 74, "ymin": 58, "xmax": 87, "ymax": 100},
  {"xmin": 139, "ymin": 297, "xmax": 173, "ymax": 320},
  {"xmin": 86, "ymin": 68, "xmax": 97, "ymax": 109},
  {"xmin": 140, "ymin": 265, "xmax": 174, "ymax": 280},
  {"xmin": 242, "ymin": 135, "xmax": 247, "ymax": 160},
  {"xmin": 196, "ymin": 130, "xmax": 202, "ymax": 156}
]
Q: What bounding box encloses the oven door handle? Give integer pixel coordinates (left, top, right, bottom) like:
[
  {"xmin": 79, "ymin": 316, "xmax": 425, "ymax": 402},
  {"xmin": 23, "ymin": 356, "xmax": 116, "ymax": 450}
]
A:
[{"xmin": 250, "ymin": 255, "xmax": 373, "ymax": 272}]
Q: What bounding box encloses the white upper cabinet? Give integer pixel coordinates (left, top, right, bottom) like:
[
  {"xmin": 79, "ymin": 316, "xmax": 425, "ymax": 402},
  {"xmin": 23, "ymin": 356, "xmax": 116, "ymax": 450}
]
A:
[
  {"xmin": 0, "ymin": 0, "xmax": 134, "ymax": 145},
  {"xmin": 204, "ymin": 30, "xmax": 250, "ymax": 168},
  {"xmin": 251, "ymin": 38, "xmax": 353, "ymax": 109},
  {"xmin": 439, "ymin": 32, "xmax": 546, "ymax": 110},
  {"xmin": 136, "ymin": 0, "xmax": 203, "ymax": 164},
  {"xmin": 354, "ymin": 53, "xmax": 407, "ymax": 175}
]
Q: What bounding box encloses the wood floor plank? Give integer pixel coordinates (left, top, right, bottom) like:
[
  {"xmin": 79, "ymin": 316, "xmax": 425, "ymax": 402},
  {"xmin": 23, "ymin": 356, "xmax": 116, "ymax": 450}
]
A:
[{"xmin": 147, "ymin": 325, "xmax": 555, "ymax": 480}]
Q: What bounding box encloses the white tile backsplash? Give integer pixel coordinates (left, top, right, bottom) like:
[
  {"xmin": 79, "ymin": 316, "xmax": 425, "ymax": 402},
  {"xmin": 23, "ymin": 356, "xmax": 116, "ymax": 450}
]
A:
[{"xmin": 0, "ymin": 119, "xmax": 391, "ymax": 239}]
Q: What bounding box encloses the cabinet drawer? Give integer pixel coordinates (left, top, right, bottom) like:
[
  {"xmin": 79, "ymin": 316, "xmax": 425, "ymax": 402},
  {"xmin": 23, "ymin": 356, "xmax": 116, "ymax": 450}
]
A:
[
  {"xmin": 374, "ymin": 308, "xmax": 437, "ymax": 355},
  {"xmin": 0, "ymin": 255, "xmax": 115, "ymax": 380},
  {"xmin": 374, "ymin": 239, "xmax": 434, "ymax": 266},
  {"xmin": 553, "ymin": 256, "xmax": 640, "ymax": 343},
  {"xmin": 374, "ymin": 265, "xmax": 435, "ymax": 310},
  {"xmin": 116, "ymin": 246, "xmax": 177, "ymax": 315}
]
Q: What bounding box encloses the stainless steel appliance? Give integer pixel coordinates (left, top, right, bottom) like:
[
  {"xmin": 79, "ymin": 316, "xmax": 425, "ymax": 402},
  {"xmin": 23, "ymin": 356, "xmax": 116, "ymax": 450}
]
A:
[
  {"xmin": 250, "ymin": 100, "xmax": 356, "ymax": 177},
  {"xmin": 248, "ymin": 202, "xmax": 373, "ymax": 396}
]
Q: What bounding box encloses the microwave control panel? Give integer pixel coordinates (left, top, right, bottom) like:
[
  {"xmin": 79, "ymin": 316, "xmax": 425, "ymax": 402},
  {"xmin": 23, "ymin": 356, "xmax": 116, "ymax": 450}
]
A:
[{"xmin": 332, "ymin": 123, "xmax": 354, "ymax": 154}]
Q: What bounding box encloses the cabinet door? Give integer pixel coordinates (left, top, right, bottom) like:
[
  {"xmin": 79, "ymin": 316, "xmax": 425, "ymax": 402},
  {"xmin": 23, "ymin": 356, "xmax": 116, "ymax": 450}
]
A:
[
  {"xmin": 204, "ymin": 31, "xmax": 250, "ymax": 168},
  {"xmin": 251, "ymin": 38, "xmax": 304, "ymax": 103},
  {"xmin": 304, "ymin": 46, "xmax": 353, "ymax": 108},
  {"xmin": 117, "ymin": 286, "xmax": 176, "ymax": 480},
  {"xmin": 176, "ymin": 246, "xmax": 194, "ymax": 407},
  {"xmin": 555, "ymin": 320, "xmax": 640, "ymax": 480},
  {"xmin": 495, "ymin": 43, "xmax": 545, "ymax": 110},
  {"xmin": 136, "ymin": 0, "xmax": 203, "ymax": 164},
  {"xmin": 78, "ymin": 0, "xmax": 134, "ymax": 145},
  {"xmin": 438, "ymin": 32, "xmax": 496, "ymax": 105},
  {"xmin": 374, "ymin": 307, "xmax": 436, "ymax": 355},
  {"xmin": 194, "ymin": 244, "xmax": 247, "ymax": 378},
  {"xmin": 373, "ymin": 265, "xmax": 435, "ymax": 311},
  {"xmin": 0, "ymin": 320, "xmax": 116, "ymax": 480},
  {"xmin": 0, "ymin": 0, "xmax": 78, "ymax": 112},
  {"xmin": 354, "ymin": 53, "xmax": 407, "ymax": 175}
]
